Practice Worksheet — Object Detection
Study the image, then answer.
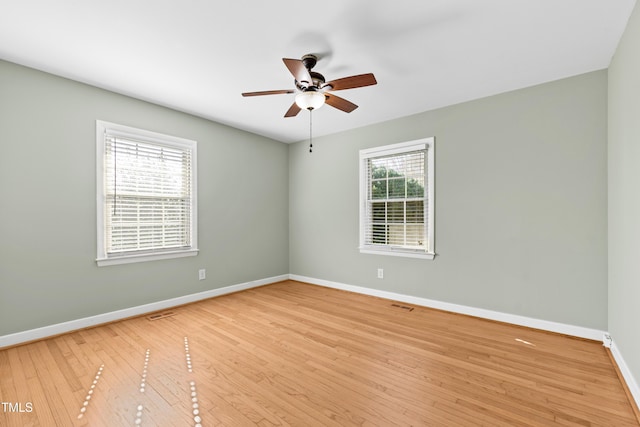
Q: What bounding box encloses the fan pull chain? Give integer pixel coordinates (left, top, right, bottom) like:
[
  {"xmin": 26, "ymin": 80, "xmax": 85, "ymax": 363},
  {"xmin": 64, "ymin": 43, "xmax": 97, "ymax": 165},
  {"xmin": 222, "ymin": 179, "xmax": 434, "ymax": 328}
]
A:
[{"xmin": 309, "ymin": 108, "xmax": 313, "ymax": 153}]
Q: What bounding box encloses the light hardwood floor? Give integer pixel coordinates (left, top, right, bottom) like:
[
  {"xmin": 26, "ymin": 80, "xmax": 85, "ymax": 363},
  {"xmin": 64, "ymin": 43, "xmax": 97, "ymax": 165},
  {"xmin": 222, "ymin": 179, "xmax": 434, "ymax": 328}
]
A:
[{"xmin": 0, "ymin": 280, "xmax": 638, "ymax": 426}]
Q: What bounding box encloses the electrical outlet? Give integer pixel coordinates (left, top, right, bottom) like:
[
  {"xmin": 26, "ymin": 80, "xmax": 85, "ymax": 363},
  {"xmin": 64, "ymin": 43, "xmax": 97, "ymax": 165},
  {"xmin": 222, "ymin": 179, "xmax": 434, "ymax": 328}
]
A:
[
  {"xmin": 198, "ymin": 269, "xmax": 206, "ymax": 280},
  {"xmin": 377, "ymin": 268, "xmax": 384, "ymax": 279}
]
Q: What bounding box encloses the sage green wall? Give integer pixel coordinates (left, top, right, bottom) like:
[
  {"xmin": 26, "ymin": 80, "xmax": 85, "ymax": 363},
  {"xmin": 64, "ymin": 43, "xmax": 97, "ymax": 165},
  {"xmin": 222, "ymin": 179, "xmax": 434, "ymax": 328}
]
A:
[
  {"xmin": 608, "ymin": 2, "xmax": 640, "ymax": 391},
  {"xmin": 0, "ymin": 58, "xmax": 612, "ymax": 338},
  {"xmin": 0, "ymin": 60, "xmax": 289, "ymax": 335},
  {"xmin": 290, "ymin": 70, "xmax": 608, "ymax": 330}
]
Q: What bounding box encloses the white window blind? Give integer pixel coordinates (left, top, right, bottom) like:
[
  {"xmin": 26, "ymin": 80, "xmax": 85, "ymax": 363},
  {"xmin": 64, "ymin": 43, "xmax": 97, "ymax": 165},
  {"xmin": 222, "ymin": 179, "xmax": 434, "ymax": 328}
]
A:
[
  {"xmin": 359, "ymin": 138, "xmax": 435, "ymax": 259},
  {"xmin": 96, "ymin": 121, "xmax": 197, "ymax": 266}
]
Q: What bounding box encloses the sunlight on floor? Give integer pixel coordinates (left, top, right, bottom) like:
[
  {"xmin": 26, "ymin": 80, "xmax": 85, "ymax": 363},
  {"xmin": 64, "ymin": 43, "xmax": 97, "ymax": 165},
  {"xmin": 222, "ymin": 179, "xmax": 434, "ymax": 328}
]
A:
[{"xmin": 515, "ymin": 338, "xmax": 536, "ymax": 346}]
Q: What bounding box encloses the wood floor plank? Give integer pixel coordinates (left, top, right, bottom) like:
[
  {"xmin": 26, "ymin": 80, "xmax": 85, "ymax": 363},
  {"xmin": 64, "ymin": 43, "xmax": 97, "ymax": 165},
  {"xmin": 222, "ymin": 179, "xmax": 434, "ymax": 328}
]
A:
[{"xmin": 0, "ymin": 280, "xmax": 638, "ymax": 426}]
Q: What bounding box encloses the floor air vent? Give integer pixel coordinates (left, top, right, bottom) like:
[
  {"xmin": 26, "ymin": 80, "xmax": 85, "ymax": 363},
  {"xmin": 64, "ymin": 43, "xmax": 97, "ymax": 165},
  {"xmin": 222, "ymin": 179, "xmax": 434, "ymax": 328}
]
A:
[
  {"xmin": 147, "ymin": 311, "xmax": 176, "ymax": 321},
  {"xmin": 391, "ymin": 303, "xmax": 414, "ymax": 312}
]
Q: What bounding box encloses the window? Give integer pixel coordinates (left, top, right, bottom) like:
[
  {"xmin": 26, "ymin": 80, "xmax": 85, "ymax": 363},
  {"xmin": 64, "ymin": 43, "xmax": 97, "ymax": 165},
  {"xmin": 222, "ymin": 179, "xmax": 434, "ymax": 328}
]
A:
[
  {"xmin": 96, "ymin": 121, "xmax": 198, "ymax": 266},
  {"xmin": 359, "ymin": 138, "xmax": 435, "ymax": 259}
]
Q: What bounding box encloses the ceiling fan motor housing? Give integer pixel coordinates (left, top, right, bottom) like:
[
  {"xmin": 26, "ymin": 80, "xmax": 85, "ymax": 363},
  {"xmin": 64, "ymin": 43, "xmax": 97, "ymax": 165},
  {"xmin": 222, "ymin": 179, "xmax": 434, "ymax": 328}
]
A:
[
  {"xmin": 296, "ymin": 71, "xmax": 326, "ymax": 91},
  {"xmin": 293, "ymin": 54, "xmax": 327, "ymax": 91}
]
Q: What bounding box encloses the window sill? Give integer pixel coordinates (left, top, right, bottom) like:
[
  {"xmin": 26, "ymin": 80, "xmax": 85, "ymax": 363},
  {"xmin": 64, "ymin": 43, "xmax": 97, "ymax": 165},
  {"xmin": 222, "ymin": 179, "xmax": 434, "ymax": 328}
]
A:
[
  {"xmin": 359, "ymin": 247, "xmax": 435, "ymax": 260},
  {"xmin": 97, "ymin": 249, "xmax": 199, "ymax": 267}
]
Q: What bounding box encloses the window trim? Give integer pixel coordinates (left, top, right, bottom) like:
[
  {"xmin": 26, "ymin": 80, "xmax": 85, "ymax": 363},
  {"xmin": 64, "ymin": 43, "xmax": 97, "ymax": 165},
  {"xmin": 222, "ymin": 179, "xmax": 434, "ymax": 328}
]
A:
[
  {"xmin": 96, "ymin": 120, "xmax": 198, "ymax": 266},
  {"xmin": 359, "ymin": 137, "xmax": 435, "ymax": 260}
]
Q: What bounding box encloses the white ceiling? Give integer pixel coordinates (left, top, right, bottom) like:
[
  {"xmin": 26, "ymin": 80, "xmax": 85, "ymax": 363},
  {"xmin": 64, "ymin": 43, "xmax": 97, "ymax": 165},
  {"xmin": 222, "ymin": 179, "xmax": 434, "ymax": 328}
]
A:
[{"xmin": 1, "ymin": 0, "xmax": 636, "ymax": 143}]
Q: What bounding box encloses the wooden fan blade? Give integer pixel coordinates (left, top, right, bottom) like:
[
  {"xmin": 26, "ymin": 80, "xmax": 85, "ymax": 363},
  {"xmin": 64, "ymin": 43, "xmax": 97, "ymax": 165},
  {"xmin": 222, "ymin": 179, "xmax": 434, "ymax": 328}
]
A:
[
  {"xmin": 284, "ymin": 102, "xmax": 301, "ymax": 118},
  {"xmin": 324, "ymin": 93, "xmax": 358, "ymax": 113},
  {"xmin": 242, "ymin": 89, "xmax": 294, "ymax": 97},
  {"xmin": 324, "ymin": 73, "xmax": 377, "ymax": 91},
  {"xmin": 283, "ymin": 58, "xmax": 313, "ymax": 86}
]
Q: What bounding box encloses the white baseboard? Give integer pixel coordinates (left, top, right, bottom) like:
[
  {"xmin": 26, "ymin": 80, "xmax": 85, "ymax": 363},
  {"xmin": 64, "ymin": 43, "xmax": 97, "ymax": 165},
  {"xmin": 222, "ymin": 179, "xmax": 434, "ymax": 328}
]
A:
[
  {"xmin": 0, "ymin": 274, "xmax": 288, "ymax": 348},
  {"xmin": 289, "ymin": 274, "xmax": 605, "ymax": 341},
  {"xmin": 0, "ymin": 273, "xmax": 606, "ymax": 345},
  {"xmin": 610, "ymin": 340, "xmax": 640, "ymax": 411}
]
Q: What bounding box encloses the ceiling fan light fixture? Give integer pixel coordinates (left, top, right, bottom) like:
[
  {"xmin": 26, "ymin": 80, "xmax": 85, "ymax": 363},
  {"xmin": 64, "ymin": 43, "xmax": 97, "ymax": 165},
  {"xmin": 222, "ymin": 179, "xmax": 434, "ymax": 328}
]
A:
[{"xmin": 295, "ymin": 90, "xmax": 325, "ymax": 111}]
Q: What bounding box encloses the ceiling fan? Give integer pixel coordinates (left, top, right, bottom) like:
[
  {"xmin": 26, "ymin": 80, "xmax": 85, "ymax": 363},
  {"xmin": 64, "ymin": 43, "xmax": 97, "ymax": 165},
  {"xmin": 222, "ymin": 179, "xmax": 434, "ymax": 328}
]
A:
[{"xmin": 242, "ymin": 54, "xmax": 377, "ymax": 117}]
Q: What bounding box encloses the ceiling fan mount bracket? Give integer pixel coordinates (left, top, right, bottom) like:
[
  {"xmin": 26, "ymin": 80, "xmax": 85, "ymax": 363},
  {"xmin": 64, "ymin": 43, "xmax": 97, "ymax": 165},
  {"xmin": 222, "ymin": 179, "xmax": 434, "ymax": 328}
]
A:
[{"xmin": 301, "ymin": 54, "xmax": 318, "ymax": 71}]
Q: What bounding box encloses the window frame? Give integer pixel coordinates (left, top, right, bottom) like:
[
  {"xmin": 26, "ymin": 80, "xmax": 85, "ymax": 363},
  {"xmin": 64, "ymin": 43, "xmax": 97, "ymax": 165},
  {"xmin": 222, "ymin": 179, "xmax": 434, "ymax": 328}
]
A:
[
  {"xmin": 359, "ymin": 137, "xmax": 435, "ymax": 260},
  {"xmin": 96, "ymin": 120, "xmax": 198, "ymax": 266}
]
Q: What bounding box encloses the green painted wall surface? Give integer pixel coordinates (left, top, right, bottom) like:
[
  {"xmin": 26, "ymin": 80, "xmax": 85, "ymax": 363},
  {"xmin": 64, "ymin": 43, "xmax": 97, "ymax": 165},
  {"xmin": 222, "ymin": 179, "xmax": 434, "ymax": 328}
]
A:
[
  {"xmin": 0, "ymin": 60, "xmax": 289, "ymax": 335},
  {"xmin": 608, "ymin": 1, "xmax": 640, "ymax": 393},
  {"xmin": 290, "ymin": 70, "xmax": 608, "ymax": 330},
  {"xmin": 0, "ymin": 58, "xmax": 613, "ymax": 339}
]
